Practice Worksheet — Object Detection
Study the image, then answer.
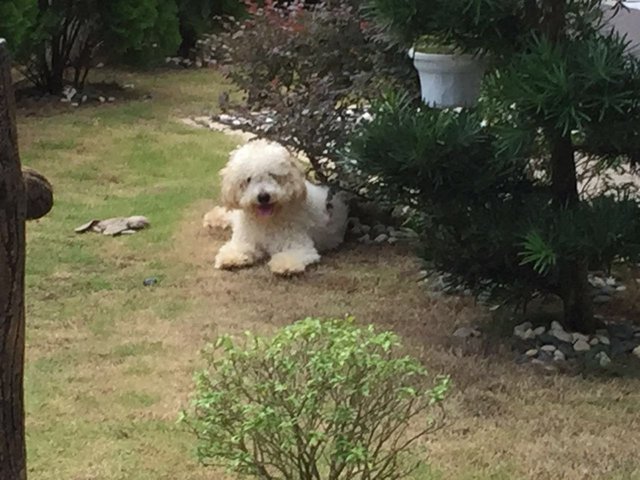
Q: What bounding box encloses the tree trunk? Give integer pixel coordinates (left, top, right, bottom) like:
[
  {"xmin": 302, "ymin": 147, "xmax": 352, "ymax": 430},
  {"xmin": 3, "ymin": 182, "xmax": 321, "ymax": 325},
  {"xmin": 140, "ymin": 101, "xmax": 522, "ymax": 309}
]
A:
[
  {"xmin": 0, "ymin": 39, "xmax": 52, "ymax": 480},
  {"xmin": 549, "ymin": 134, "xmax": 596, "ymax": 333},
  {"xmin": 0, "ymin": 39, "xmax": 28, "ymax": 480},
  {"xmin": 541, "ymin": 0, "xmax": 596, "ymax": 333}
]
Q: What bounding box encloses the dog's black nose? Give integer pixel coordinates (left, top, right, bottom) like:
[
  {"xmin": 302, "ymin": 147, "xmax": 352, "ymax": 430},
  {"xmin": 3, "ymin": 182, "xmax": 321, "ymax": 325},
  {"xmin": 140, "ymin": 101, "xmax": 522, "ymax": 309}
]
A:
[{"xmin": 258, "ymin": 193, "xmax": 271, "ymax": 204}]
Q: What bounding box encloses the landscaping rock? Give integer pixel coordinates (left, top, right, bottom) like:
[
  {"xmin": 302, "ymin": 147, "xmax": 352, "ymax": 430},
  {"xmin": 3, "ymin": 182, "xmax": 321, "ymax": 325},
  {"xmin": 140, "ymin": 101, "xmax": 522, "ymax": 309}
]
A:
[
  {"xmin": 540, "ymin": 344, "xmax": 557, "ymax": 353},
  {"xmin": 371, "ymin": 224, "xmax": 387, "ymax": 237},
  {"xmin": 514, "ymin": 322, "xmax": 533, "ymax": 338},
  {"xmin": 373, "ymin": 233, "xmax": 389, "ymax": 244},
  {"xmin": 573, "ymin": 339, "xmax": 591, "ymax": 352},
  {"xmin": 415, "ymin": 270, "xmax": 429, "ymax": 282},
  {"xmin": 588, "ymin": 275, "xmax": 607, "ymax": 288},
  {"xmin": 525, "ymin": 348, "xmax": 538, "ymax": 357},
  {"xmin": 595, "ymin": 351, "xmax": 612, "ymax": 367},
  {"xmin": 632, "ymin": 345, "xmax": 640, "ymax": 359},
  {"xmin": 143, "ymin": 277, "xmax": 158, "ymax": 286},
  {"xmin": 593, "ymin": 294, "xmax": 612, "ymax": 304},
  {"xmin": 589, "ymin": 337, "xmax": 600, "ymax": 346},
  {"xmin": 63, "ymin": 86, "xmax": 77, "ymax": 101},
  {"xmin": 554, "ymin": 349, "xmax": 566, "ymax": 361},
  {"xmin": 357, "ymin": 234, "xmax": 371, "ymax": 244},
  {"xmin": 572, "ymin": 332, "xmax": 590, "ymax": 344},
  {"xmin": 597, "ymin": 335, "xmax": 611, "ymax": 345},
  {"xmin": 533, "ymin": 326, "xmax": 546, "ymax": 336},
  {"xmin": 550, "ymin": 320, "xmax": 564, "ymax": 331},
  {"xmin": 552, "ymin": 329, "xmax": 574, "ymax": 344}
]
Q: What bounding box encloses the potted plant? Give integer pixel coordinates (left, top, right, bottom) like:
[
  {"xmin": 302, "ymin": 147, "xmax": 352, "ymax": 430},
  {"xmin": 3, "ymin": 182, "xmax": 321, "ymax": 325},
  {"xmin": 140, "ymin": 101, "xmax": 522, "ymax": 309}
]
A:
[{"xmin": 409, "ymin": 35, "xmax": 486, "ymax": 108}]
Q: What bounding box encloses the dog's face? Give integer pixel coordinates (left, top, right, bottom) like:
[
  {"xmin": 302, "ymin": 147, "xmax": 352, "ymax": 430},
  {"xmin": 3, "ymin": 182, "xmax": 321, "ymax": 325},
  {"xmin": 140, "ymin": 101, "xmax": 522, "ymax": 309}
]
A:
[{"xmin": 219, "ymin": 140, "xmax": 306, "ymax": 218}]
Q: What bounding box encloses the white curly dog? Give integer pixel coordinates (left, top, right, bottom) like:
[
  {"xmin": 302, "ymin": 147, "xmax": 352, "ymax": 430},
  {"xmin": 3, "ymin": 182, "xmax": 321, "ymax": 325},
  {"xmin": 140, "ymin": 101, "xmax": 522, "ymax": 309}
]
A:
[{"xmin": 204, "ymin": 139, "xmax": 349, "ymax": 275}]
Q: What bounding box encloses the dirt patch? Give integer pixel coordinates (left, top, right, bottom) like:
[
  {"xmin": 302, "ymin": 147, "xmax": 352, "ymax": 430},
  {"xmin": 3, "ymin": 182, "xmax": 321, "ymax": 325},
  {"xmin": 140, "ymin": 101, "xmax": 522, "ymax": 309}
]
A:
[{"xmin": 168, "ymin": 201, "xmax": 640, "ymax": 480}]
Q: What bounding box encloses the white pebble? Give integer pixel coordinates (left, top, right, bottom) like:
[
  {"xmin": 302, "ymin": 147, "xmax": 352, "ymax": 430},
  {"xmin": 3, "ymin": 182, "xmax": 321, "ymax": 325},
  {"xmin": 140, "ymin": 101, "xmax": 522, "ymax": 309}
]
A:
[
  {"xmin": 550, "ymin": 321, "xmax": 564, "ymax": 331},
  {"xmin": 374, "ymin": 234, "xmax": 388, "ymax": 243},
  {"xmin": 533, "ymin": 326, "xmax": 546, "ymax": 336},
  {"xmin": 552, "ymin": 329, "xmax": 573, "ymax": 343},
  {"xmin": 572, "ymin": 332, "xmax": 589, "ymax": 344},
  {"xmin": 554, "ymin": 350, "xmax": 566, "ymax": 361},
  {"xmin": 596, "ymin": 351, "xmax": 612, "ymax": 367},
  {"xmin": 573, "ymin": 339, "xmax": 591, "ymax": 352}
]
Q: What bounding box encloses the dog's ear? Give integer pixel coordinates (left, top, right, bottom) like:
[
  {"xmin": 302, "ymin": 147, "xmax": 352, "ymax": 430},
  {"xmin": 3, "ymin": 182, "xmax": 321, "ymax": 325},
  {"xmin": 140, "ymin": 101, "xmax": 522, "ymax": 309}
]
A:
[
  {"xmin": 219, "ymin": 165, "xmax": 241, "ymax": 209},
  {"xmin": 287, "ymin": 158, "xmax": 307, "ymax": 202}
]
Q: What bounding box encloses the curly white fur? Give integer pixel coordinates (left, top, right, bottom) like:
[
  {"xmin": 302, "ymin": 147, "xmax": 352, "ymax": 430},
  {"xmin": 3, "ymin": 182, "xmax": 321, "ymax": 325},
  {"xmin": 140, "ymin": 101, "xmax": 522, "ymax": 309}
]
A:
[{"xmin": 208, "ymin": 139, "xmax": 348, "ymax": 275}]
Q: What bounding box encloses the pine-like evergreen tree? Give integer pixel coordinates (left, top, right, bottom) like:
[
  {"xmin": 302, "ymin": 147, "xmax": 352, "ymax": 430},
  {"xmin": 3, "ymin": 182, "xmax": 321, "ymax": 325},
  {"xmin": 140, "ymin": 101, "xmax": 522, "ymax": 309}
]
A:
[{"xmin": 349, "ymin": 0, "xmax": 640, "ymax": 332}]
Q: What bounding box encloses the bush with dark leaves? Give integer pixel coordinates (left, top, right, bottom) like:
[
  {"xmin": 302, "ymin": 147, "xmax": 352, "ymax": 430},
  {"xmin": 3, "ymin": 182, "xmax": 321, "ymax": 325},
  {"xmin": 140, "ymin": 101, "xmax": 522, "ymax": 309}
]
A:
[{"xmin": 198, "ymin": 0, "xmax": 417, "ymax": 184}]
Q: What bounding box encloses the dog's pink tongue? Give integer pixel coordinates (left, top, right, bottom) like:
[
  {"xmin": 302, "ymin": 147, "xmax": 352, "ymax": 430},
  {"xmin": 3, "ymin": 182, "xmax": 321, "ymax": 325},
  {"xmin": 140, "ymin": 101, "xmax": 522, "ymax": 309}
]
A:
[{"xmin": 257, "ymin": 204, "xmax": 274, "ymax": 217}]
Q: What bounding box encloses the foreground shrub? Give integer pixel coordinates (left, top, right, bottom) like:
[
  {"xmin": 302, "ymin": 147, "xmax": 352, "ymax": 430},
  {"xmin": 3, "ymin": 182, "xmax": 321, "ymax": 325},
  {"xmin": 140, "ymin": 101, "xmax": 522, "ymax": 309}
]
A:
[{"xmin": 183, "ymin": 317, "xmax": 450, "ymax": 479}]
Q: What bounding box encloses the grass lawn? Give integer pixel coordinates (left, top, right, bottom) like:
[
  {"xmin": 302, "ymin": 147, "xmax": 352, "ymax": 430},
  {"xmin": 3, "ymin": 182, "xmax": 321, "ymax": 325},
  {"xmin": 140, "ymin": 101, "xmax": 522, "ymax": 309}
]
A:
[{"xmin": 19, "ymin": 68, "xmax": 640, "ymax": 480}]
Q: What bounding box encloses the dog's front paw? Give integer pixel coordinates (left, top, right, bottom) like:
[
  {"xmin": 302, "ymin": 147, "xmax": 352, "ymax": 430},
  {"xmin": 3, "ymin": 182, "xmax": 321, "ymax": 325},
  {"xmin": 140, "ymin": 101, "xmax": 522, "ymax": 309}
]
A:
[
  {"xmin": 215, "ymin": 245, "xmax": 255, "ymax": 270},
  {"xmin": 268, "ymin": 253, "xmax": 308, "ymax": 276}
]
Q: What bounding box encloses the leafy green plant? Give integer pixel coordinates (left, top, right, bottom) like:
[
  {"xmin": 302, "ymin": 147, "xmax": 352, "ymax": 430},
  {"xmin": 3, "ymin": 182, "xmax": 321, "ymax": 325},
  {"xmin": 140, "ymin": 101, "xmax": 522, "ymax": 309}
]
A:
[
  {"xmin": 5, "ymin": 0, "xmax": 182, "ymax": 94},
  {"xmin": 519, "ymin": 231, "xmax": 557, "ymax": 275},
  {"xmin": 0, "ymin": 0, "xmax": 36, "ymax": 50},
  {"xmin": 182, "ymin": 317, "xmax": 450, "ymax": 480}
]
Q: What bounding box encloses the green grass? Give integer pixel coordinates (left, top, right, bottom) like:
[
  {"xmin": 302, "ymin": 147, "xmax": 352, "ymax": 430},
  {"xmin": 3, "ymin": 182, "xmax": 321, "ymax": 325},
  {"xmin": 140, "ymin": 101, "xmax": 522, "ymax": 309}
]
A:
[
  {"xmin": 21, "ymin": 68, "xmax": 237, "ymax": 480},
  {"xmin": 20, "ymin": 68, "xmax": 640, "ymax": 480}
]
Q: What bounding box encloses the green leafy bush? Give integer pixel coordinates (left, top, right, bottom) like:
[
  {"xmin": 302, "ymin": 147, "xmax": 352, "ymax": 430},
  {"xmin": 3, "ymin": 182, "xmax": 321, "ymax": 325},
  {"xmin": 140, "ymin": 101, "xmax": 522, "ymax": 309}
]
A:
[
  {"xmin": 5, "ymin": 0, "xmax": 182, "ymax": 94},
  {"xmin": 183, "ymin": 317, "xmax": 450, "ymax": 480},
  {"xmin": 0, "ymin": 0, "xmax": 36, "ymax": 49}
]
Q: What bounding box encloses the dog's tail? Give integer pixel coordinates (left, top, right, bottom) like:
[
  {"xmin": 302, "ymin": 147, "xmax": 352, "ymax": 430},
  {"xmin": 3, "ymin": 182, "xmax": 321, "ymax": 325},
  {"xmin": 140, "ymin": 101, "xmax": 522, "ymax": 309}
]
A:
[{"xmin": 203, "ymin": 206, "xmax": 233, "ymax": 231}]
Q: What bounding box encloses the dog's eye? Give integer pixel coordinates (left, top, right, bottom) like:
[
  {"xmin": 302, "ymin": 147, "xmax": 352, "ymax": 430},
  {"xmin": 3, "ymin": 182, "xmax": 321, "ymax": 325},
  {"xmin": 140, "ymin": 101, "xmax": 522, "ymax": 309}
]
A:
[{"xmin": 246, "ymin": 177, "xmax": 251, "ymax": 184}]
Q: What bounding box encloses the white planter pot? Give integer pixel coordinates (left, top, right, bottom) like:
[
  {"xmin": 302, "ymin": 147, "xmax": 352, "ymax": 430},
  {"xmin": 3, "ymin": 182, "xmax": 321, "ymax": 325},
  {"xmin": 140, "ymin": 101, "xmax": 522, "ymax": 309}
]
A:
[{"xmin": 409, "ymin": 48, "xmax": 486, "ymax": 108}]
